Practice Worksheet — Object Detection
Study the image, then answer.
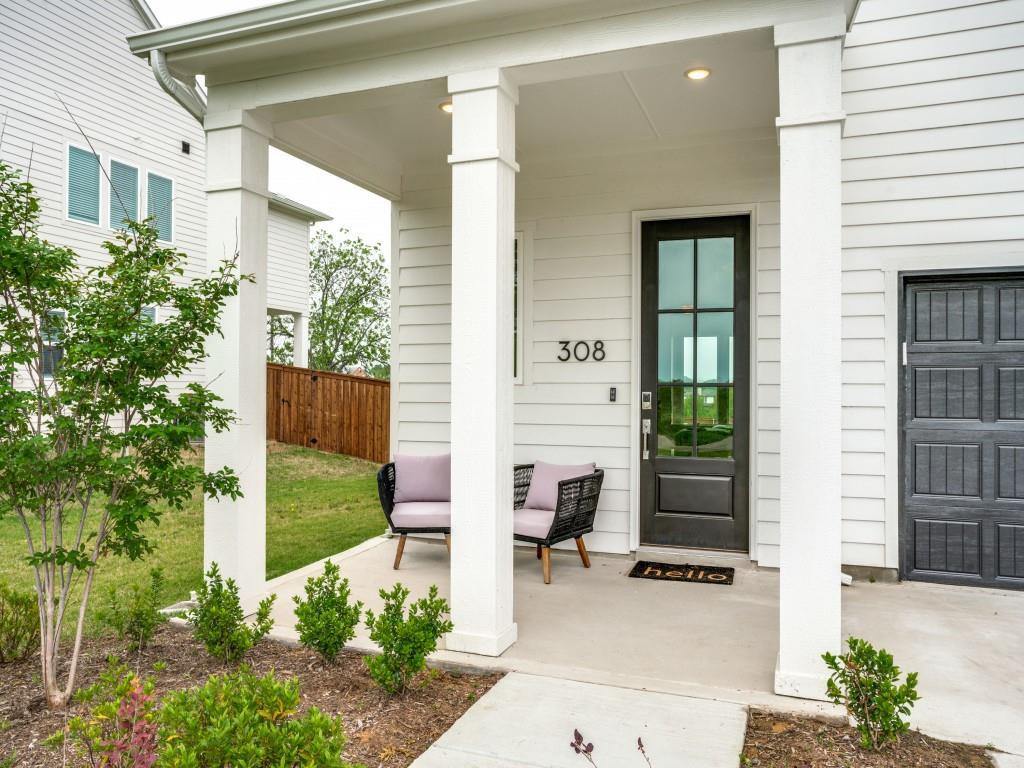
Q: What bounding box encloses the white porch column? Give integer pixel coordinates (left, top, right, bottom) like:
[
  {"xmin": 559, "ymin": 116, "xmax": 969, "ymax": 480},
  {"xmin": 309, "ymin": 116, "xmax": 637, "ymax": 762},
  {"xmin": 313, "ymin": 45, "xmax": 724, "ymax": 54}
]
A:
[
  {"xmin": 292, "ymin": 312, "xmax": 308, "ymax": 368},
  {"xmin": 774, "ymin": 16, "xmax": 846, "ymax": 700},
  {"xmin": 203, "ymin": 112, "xmax": 270, "ymax": 600},
  {"xmin": 445, "ymin": 68, "xmax": 518, "ymax": 656}
]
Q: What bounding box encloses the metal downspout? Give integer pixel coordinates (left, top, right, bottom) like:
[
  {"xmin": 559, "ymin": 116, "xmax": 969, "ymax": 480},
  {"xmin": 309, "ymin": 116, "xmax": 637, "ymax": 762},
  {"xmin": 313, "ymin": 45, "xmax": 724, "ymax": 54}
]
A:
[{"xmin": 149, "ymin": 50, "xmax": 206, "ymax": 123}]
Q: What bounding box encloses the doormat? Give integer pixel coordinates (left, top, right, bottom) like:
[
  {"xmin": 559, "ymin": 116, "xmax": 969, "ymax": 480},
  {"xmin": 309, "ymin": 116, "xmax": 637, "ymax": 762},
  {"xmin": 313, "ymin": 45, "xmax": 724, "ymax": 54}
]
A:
[{"xmin": 628, "ymin": 560, "xmax": 734, "ymax": 586}]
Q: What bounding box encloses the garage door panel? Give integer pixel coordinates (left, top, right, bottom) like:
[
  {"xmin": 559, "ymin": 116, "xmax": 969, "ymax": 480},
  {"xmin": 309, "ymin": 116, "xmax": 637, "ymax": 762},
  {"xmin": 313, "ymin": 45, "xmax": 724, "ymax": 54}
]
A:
[
  {"xmin": 997, "ymin": 367, "xmax": 1024, "ymax": 420},
  {"xmin": 902, "ymin": 275, "xmax": 1024, "ymax": 590},
  {"xmin": 996, "ymin": 523, "xmax": 1024, "ymax": 579}
]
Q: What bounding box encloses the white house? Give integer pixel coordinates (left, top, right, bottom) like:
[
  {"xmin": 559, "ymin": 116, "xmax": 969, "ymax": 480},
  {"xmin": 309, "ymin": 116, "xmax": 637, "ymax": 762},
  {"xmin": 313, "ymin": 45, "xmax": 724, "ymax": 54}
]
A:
[
  {"xmin": 0, "ymin": 0, "xmax": 329, "ymax": 374},
  {"xmin": 126, "ymin": 0, "xmax": 1024, "ymax": 700}
]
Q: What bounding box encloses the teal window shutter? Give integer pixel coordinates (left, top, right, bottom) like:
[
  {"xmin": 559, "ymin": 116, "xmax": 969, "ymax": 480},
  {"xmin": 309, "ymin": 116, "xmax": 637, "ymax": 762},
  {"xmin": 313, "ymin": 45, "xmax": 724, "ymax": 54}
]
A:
[
  {"xmin": 109, "ymin": 160, "xmax": 139, "ymax": 228},
  {"xmin": 147, "ymin": 172, "xmax": 173, "ymax": 241},
  {"xmin": 67, "ymin": 146, "xmax": 100, "ymax": 224}
]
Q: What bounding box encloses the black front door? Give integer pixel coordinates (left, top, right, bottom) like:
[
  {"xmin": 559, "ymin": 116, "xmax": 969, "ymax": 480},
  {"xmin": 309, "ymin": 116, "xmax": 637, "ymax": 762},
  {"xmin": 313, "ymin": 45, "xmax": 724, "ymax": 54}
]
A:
[
  {"xmin": 901, "ymin": 273, "xmax": 1024, "ymax": 589},
  {"xmin": 639, "ymin": 216, "xmax": 750, "ymax": 550}
]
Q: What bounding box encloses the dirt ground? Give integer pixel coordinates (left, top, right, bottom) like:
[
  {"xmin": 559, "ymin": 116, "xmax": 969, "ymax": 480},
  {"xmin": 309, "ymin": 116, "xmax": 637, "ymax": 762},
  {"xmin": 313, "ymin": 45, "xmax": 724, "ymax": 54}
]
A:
[
  {"xmin": 0, "ymin": 625, "xmax": 499, "ymax": 767},
  {"xmin": 741, "ymin": 709, "xmax": 994, "ymax": 768}
]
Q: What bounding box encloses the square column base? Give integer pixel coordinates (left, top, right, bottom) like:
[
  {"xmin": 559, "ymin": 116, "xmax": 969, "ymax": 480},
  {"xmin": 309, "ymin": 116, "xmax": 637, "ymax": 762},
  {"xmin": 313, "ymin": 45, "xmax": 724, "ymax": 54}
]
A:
[
  {"xmin": 445, "ymin": 623, "xmax": 518, "ymax": 657},
  {"xmin": 774, "ymin": 655, "xmax": 830, "ymax": 701}
]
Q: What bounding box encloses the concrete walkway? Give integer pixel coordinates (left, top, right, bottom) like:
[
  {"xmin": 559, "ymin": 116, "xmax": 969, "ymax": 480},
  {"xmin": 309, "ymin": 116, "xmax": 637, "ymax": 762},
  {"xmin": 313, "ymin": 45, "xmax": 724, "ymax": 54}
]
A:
[{"xmin": 411, "ymin": 672, "xmax": 748, "ymax": 768}]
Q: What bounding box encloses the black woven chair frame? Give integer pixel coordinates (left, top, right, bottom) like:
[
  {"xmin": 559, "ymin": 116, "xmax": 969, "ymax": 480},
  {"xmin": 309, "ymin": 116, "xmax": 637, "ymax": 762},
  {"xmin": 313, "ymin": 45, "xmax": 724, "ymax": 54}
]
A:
[
  {"xmin": 512, "ymin": 463, "xmax": 605, "ymax": 546},
  {"xmin": 376, "ymin": 462, "xmax": 452, "ymax": 534}
]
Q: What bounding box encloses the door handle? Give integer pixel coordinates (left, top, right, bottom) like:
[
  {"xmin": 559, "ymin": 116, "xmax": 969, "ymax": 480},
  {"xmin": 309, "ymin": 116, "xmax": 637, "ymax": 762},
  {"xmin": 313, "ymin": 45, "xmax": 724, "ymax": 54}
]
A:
[{"xmin": 642, "ymin": 418, "xmax": 651, "ymax": 460}]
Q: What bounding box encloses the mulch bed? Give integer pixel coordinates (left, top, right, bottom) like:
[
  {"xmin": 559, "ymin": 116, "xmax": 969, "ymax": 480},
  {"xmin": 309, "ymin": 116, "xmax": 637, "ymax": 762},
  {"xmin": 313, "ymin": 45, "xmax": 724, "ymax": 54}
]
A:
[
  {"xmin": 0, "ymin": 625, "xmax": 500, "ymax": 767},
  {"xmin": 742, "ymin": 709, "xmax": 993, "ymax": 768}
]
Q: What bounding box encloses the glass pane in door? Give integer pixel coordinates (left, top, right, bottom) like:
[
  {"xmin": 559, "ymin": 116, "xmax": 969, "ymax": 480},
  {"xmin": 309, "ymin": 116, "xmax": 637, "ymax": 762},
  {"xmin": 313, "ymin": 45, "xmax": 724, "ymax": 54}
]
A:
[
  {"xmin": 657, "ymin": 385, "xmax": 694, "ymax": 456},
  {"xmin": 696, "ymin": 313, "xmax": 734, "ymax": 384},
  {"xmin": 658, "ymin": 240, "xmax": 694, "ymax": 310},
  {"xmin": 658, "ymin": 313, "xmax": 693, "ymax": 384},
  {"xmin": 697, "ymin": 238, "xmax": 734, "ymax": 308},
  {"xmin": 695, "ymin": 386, "xmax": 734, "ymax": 458}
]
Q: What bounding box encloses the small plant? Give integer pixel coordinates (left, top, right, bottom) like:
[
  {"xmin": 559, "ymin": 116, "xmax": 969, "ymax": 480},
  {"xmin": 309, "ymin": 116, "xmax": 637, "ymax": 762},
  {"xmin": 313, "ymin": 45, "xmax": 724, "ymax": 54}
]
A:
[
  {"xmin": 66, "ymin": 658, "xmax": 159, "ymax": 768},
  {"xmin": 293, "ymin": 560, "xmax": 363, "ymax": 664},
  {"xmin": 158, "ymin": 667, "xmax": 351, "ymax": 767},
  {"xmin": 0, "ymin": 581, "xmax": 39, "ymax": 664},
  {"xmin": 188, "ymin": 563, "xmax": 275, "ymax": 663},
  {"xmin": 569, "ymin": 730, "xmax": 655, "ymax": 767},
  {"xmin": 97, "ymin": 568, "xmax": 168, "ymax": 651},
  {"xmin": 363, "ymin": 583, "xmax": 453, "ymax": 694},
  {"xmin": 823, "ymin": 636, "xmax": 920, "ymax": 751}
]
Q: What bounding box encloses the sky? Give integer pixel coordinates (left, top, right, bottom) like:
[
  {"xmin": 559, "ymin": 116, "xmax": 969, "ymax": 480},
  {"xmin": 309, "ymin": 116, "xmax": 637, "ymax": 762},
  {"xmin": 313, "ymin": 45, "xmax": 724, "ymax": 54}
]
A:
[{"xmin": 146, "ymin": 0, "xmax": 392, "ymax": 253}]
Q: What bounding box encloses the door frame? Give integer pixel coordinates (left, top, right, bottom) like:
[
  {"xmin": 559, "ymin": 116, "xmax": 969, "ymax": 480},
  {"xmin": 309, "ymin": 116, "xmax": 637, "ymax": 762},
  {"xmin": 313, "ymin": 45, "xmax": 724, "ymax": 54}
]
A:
[
  {"xmin": 897, "ymin": 266, "xmax": 1024, "ymax": 584},
  {"xmin": 629, "ymin": 203, "xmax": 761, "ymax": 555}
]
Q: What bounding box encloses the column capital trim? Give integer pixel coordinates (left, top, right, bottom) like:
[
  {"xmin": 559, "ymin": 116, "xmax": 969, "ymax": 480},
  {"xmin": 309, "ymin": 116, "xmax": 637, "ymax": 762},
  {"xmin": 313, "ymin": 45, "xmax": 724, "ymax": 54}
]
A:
[
  {"xmin": 775, "ymin": 112, "xmax": 846, "ymax": 130},
  {"xmin": 203, "ymin": 109, "xmax": 275, "ymax": 139},
  {"xmin": 774, "ymin": 14, "xmax": 846, "ymax": 48},
  {"xmin": 447, "ymin": 149, "xmax": 520, "ymax": 172},
  {"xmin": 205, "ymin": 181, "xmax": 272, "ymax": 197},
  {"xmin": 448, "ymin": 68, "xmax": 519, "ymax": 104}
]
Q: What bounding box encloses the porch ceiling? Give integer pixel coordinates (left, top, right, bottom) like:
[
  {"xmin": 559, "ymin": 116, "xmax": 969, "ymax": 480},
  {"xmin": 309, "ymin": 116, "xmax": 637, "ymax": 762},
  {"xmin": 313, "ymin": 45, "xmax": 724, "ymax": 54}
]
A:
[{"xmin": 270, "ymin": 28, "xmax": 779, "ymax": 190}]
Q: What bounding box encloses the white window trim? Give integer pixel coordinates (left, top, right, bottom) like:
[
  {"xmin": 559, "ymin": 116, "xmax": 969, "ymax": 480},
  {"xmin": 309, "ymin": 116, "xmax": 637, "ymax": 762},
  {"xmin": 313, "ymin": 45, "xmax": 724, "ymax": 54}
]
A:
[
  {"xmin": 64, "ymin": 141, "xmax": 104, "ymax": 229},
  {"xmin": 108, "ymin": 156, "xmax": 141, "ymax": 232},
  {"xmin": 145, "ymin": 170, "xmax": 176, "ymax": 245},
  {"xmin": 513, "ymin": 224, "xmax": 533, "ymax": 386}
]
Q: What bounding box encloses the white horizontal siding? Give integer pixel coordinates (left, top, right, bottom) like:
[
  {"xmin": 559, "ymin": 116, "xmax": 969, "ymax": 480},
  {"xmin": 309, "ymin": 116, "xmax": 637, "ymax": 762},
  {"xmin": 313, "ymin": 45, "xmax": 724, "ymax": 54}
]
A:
[
  {"xmin": 838, "ymin": 0, "xmax": 1024, "ymax": 569},
  {"xmin": 266, "ymin": 210, "xmax": 311, "ymax": 315}
]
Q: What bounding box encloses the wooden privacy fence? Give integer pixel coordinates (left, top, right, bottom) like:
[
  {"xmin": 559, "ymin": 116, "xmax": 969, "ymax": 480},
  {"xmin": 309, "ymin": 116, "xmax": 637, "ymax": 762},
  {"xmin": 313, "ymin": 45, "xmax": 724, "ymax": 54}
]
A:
[{"xmin": 266, "ymin": 363, "xmax": 390, "ymax": 464}]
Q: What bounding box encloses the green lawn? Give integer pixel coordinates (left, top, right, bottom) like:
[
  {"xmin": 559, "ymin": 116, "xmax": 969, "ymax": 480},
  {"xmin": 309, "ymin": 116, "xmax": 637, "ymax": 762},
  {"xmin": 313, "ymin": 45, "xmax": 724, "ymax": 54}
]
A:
[{"xmin": 0, "ymin": 443, "xmax": 384, "ymax": 634}]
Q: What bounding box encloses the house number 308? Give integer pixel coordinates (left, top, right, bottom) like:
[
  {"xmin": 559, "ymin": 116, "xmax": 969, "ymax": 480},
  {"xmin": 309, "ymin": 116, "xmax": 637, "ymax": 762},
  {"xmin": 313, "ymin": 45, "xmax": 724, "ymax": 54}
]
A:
[{"xmin": 557, "ymin": 340, "xmax": 606, "ymax": 362}]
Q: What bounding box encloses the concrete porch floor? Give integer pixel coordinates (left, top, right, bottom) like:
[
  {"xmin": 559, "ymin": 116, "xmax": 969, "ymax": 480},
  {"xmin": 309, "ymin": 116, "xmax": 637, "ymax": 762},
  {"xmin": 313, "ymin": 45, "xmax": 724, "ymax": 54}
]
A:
[{"xmin": 264, "ymin": 535, "xmax": 1024, "ymax": 757}]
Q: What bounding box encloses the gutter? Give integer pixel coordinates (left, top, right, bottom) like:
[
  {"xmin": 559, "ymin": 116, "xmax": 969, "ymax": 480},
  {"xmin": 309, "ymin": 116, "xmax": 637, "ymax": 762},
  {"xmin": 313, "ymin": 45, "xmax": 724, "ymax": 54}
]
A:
[{"xmin": 150, "ymin": 49, "xmax": 206, "ymax": 123}]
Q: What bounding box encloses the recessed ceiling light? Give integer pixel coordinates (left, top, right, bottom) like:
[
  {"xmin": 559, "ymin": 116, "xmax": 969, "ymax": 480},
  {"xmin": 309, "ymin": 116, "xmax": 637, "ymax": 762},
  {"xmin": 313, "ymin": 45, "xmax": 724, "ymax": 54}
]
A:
[
  {"xmin": 686, "ymin": 68, "xmax": 711, "ymax": 81},
  {"xmin": 439, "ymin": 100, "xmax": 453, "ymax": 114}
]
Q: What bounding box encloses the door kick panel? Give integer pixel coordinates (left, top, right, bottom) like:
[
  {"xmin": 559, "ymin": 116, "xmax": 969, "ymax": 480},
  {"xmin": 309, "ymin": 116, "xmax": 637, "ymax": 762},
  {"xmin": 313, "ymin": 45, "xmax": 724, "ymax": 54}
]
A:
[{"xmin": 657, "ymin": 474, "xmax": 733, "ymax": 517}]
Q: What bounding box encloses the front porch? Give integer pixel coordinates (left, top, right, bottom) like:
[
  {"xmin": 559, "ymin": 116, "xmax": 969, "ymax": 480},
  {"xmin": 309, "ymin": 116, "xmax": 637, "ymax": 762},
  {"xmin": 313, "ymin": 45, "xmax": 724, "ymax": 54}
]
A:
[{"xmin": 265, "ymin": 537, "xmax": 1024, "ymax": 757}]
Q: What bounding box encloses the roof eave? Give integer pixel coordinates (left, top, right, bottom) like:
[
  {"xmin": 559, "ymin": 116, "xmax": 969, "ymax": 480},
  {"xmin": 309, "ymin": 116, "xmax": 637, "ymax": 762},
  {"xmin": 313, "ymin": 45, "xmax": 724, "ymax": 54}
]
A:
[{"xmin": 269, "ymin": 193, "xmax": 333, "ymax": 223}]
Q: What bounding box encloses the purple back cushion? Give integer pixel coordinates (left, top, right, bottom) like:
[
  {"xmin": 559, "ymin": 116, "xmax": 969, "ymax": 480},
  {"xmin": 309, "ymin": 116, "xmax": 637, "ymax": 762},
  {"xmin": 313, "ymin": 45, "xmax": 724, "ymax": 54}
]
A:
[
  {"xmin": 524, "ymin": 460, "xmax": 596, "ymax": 511},
  {"xmin": 393, "ymin": 453, "xmax": 451, "ymax": 503}
]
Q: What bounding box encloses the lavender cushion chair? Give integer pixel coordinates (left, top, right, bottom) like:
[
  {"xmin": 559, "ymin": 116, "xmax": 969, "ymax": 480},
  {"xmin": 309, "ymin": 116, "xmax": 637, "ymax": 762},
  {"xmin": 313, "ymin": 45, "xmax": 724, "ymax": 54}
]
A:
[
  {"xmin": 377, "ymin": 454, "xmax": 451, "ymax": 569},
  {"xmin": 513, "ymin": 461, "xmax": 605, "ymax": 584}
]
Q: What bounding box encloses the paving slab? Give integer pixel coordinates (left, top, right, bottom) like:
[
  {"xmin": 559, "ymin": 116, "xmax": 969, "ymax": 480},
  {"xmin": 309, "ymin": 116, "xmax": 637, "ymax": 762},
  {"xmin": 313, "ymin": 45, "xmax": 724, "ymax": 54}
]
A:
[
  {"xmin": 990, "ymin": 753, "xmax": 1024, "ymax": 768},
  {"xmin": 411, "ymin": 672, "xmax": 747, "ymax": 768}
]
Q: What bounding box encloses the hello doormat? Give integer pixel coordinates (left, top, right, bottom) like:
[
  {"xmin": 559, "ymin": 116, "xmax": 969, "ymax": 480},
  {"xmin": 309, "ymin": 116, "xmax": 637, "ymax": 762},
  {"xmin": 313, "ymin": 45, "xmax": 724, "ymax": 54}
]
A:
[{"xmin": 628, "ymin": 560, "xmax": 734, "ymax": 585}]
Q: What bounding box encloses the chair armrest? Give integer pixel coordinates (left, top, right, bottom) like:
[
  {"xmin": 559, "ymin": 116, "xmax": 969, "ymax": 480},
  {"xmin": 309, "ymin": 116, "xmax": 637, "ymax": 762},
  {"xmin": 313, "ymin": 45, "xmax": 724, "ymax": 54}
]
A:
[
  {"xmin": 548, "ymin": 469, "xmax": 605, "ymax": 541},
  {"xmin": 377, "ymin": 463, "xmax": 396, "ymax": 526},
  {"xmin": 513, "ymin": 463, "xmax": 534, "ymax": 510}
]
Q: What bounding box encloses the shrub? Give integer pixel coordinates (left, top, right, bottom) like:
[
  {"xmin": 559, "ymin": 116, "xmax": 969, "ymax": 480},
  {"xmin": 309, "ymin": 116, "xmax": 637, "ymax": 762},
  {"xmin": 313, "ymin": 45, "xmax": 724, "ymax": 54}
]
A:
[
  {"xmin": 97, "ymin": 568, "xmax": 168, "ymax": 652},
  {"xmin": 364, "ymin": 583, "xmax": 453, "ymax": 694},
  {"xmin": 294, "ymin": 560, "xmax": 363, "ymax": 664},
  {"xmin": 0, "ymin": 581, "xmax": 39, "ymax": 664},
  {"xmin": 67, "ymin": 658, "xmax": 159, "ymax": 768},
  {"xmin": 823, "ymin": 636, "xmax": 920, "ymax": 751},
  {"xmin": 188, "ymin": 563, "xmax": 275, "ymax": 663},
  {"xmin": 158, "ymin": 667, "xmax": 350, "ymax": 767}
]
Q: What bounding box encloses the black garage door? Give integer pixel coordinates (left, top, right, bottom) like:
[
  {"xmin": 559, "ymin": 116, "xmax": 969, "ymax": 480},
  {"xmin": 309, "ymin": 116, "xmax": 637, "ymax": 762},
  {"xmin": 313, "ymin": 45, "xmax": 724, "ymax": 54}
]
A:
[{"xmin": 901, "ymin": 274, "xmax": 1024, "ymax": 590}]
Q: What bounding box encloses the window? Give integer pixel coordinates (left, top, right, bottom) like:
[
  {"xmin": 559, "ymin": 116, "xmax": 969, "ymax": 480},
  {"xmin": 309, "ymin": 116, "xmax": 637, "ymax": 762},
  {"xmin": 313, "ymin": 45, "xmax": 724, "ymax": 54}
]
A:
[
  {"xmin": 147, "ymin": 172, "xmax": 173, "ymax": 242},
  {"xmin": 109, "ymin": 160, "xmax": 139, "ymax": 228},
  {"xmin": 41, "ymin": 310, "xmax": 65, "ymax": 378},
  {"xmin": 513, "ymin": 233, "xmax": 525, "ymax": 383},
  {"xmin": 67, "ymin": 146, "xmax": 100, "ymax": 224},
  {"xmin": 140, "ymin": 306, "xmax": 156, "ymax": 323}
]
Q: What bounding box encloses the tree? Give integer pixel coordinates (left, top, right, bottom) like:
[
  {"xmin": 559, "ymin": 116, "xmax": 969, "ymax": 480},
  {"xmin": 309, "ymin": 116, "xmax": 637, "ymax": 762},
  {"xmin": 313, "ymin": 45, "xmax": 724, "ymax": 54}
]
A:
[
  {"xmin": 0, "ymin": 160, "xmax": 243, "ymax": 708},
  {"xmin": 308, "ymin": 230, "xmax": 390, "ymax": 377},
  {"xmin": 267, "ymin": 314, "xmax": 293, "ymax": 365}
]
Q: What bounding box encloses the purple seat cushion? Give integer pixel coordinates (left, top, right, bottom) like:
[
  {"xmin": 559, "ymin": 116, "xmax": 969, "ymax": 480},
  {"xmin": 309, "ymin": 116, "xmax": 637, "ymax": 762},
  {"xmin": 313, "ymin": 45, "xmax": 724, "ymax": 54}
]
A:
[
  {"xmin": 390, "ymin": 501, "xmax": 451, "ymax": 530},
  {"xmin": 393, "ymin": 453, "xmax": 451, "ymax": 503},
  {"xmin": 523, "ymin": 460, "xmax": 596, "ymax": 511},
  {"xmin": 514, "ymin": 507, "xmax": 556, "ymax": 540}
]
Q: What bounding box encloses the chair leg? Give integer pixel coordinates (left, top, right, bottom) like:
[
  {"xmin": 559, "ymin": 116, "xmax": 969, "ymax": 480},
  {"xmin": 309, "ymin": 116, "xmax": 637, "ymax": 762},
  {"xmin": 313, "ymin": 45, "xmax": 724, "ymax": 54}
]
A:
[
  {"xmin": 541, "ymin": 546, "xmax": 552, "ymax": 584},
  {"xmin": 393, "ymin": 534, "xmax": 407, "ymax": 570},
  {"xmin": 444, "ymin": 534, "xmax": 451, "ymax": 555},
  {"xmin": 575, "ymin": 537, "xmax": 591, "ymax": 568},
  {"xmin": 536, "ymin": 543, "xmax": 542, "ymax": 559}
]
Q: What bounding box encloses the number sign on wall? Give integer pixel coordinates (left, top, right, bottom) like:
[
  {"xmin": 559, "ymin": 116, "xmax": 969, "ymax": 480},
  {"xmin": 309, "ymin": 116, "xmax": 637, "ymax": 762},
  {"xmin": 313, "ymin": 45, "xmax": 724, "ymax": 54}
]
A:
[{"xmin": 557, "ymin": 340, "xmax": 606, "ymax": 362}]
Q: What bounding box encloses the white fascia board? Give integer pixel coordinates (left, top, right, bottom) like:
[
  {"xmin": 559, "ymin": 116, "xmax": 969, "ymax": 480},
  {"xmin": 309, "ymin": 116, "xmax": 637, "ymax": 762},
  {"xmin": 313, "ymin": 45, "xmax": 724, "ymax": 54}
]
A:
[{"xmin": 268, "ymin": 193, "xmax": 332, "ymax": 223}]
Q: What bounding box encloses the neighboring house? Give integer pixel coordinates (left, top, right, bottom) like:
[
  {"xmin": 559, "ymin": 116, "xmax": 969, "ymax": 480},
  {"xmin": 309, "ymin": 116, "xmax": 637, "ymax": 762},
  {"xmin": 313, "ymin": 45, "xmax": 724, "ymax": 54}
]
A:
[
  {"xmin": 127, "ymin": 0, "xmax": 1023, "ymax": 701},
  {"xmin": 0, "ymin": 0, "xmax": 329, "ymax": 378}
]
